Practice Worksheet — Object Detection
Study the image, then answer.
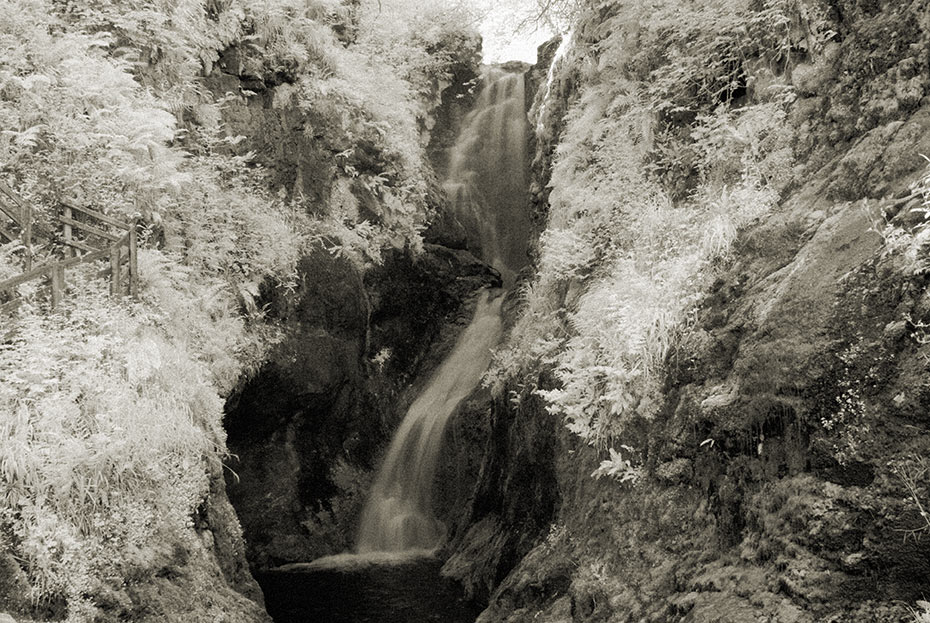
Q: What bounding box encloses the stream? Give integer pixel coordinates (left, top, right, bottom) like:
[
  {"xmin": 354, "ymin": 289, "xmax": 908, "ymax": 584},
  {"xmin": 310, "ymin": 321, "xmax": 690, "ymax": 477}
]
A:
[{"xmin": 258, "ymin": 66, "xmax": 530, "ymax": 622}]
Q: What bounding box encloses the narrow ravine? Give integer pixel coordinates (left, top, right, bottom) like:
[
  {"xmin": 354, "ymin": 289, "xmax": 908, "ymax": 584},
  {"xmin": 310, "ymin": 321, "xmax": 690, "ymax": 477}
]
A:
[{"xmin": 256, "ymin": 66, "xmax": 531, "ymax": 622}]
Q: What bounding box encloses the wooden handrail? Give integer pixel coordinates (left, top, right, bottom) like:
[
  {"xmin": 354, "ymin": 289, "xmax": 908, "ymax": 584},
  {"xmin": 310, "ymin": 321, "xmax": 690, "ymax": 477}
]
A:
[
  {"xmin": 61, "ymin": 201, "xmax": 131, "ymax": 230},
  {"xmin": 61, "ymin": 246, "xmax": 110, "ymax": 268},
  {"xmin": 0, "ymin": 261, "xmax": 54, "ymax": 292},
  {"xmin": 0, "ymin": 223, "xmax": 15, "ymax": 242},
  {"xmin": 0, "ymin": 198, "xmax": 20, "ymax": 225},
  {"xmin": 128, "ymin": 226, "xmax": 138, "ymax": 297},
  {"xmin": 59, "ymin": 215, "xmax": 121, "ymax": 242},
  {"xmin": 115, "ymin": 229, "xmax": 131, "ymax": 247},
  {"xmin": 61, "ymin": 237, "xmax": 99, "ymax": 254},
  {"xmin": 0, "ymin": 297, "xmax": 20, "ymax": 314},
  {"xmin": 50, "ymin": 265, "xmax": 63, "ymax": 308},
  {"xmin": 22, "ymin": 210, "xmax": 31, "ymax": 270},
  {"xmin": 0, "ymin": 186, "xmax": 140, "ymax": 311},
  {"xmin": 0, "ymin": 180, "xmax": 25, "ymax": 209},
  {"xmin": 0, "ymin": 241, "xmax": 127, "ymax": 298}
]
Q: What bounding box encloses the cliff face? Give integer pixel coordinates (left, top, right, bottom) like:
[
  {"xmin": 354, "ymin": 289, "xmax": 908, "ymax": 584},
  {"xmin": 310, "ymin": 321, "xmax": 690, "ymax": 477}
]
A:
[{"xmin": 447, "ymin": 2, "xmax": 930, "ymax": 621}]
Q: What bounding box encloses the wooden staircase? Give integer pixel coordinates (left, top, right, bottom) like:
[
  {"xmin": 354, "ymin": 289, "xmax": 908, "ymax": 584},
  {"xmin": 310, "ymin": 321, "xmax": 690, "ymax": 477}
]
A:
[{"xmin": 0, "ymin": 182, "xmax": 138, "ymax": 314}]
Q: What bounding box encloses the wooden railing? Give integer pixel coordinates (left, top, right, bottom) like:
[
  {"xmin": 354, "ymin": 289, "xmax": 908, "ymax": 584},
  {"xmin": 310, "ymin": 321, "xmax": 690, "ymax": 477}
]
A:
[
  {"xmin": 0, "ymin": 189, "xmax": 138, "ymax": 314},
  {"xmin": 0, "ymin": 180, "xmax": 33, "ymax": 270}
]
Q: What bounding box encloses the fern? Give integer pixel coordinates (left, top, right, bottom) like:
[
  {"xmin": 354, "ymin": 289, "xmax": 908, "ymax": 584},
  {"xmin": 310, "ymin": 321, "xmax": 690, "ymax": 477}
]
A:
[{"xmin": 494, "ymin": 1, "xmax": 792, "ymax": 449}]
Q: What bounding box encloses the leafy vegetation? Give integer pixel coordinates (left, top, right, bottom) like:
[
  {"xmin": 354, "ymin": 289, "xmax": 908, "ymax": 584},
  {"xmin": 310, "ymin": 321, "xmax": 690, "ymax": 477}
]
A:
[
  {"xmin": 489, "ymin": 0, "xmax": 798, "ymax": 447},
  {"xmin": 876, "ymin": 159, "xmax": 930, "ymax": 277},
  {"xmin": 0, "ymin": 0, "xmax": 481, "ymax": 618}
]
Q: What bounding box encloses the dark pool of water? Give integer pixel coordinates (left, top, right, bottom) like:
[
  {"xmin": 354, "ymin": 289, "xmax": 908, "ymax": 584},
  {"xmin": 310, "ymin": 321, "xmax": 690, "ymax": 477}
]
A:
[{"xmin": 255, "ymin": 552, "xmax": 480, "ymax": 623}]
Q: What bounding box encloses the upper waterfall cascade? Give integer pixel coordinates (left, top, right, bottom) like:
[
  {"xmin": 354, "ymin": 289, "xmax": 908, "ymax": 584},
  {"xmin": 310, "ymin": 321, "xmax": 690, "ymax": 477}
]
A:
[
  {"xmin": 443, "ymin": 68, "xmax": 530, "ymax": 289},
  {"xmin": 355, "ymin": 68, "xmax": 530, "ymax": 553}
]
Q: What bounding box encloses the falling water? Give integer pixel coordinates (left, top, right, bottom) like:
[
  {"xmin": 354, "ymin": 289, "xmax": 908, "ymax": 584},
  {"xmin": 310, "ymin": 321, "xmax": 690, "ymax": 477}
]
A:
[
  {"xmin": 355, "ymin": 67, "xmax": 530, "ymax": 554},
  {"xmin": 442, "ymin": 67, "xmax": 529, "ymax": 288},
  {"xmin": 355, "ymin": 291, "xmax": 504, "ymax": 553}
]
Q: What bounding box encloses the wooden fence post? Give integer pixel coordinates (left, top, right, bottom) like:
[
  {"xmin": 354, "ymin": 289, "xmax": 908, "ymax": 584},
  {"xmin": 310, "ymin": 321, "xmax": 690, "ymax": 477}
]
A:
[
  {"xmin": 50, "ymin": 264, "xmax": 63, "ymax": 308},
  {"xmin": 128, "ymin": 222, "xmax": 138, "ymax": 298},
  {"xmin": 22, "ymin": 205, "xmax": 31, "ymax": 271},
  {"xmin": 110, "ymin": 245, "xmax": 121, "ymax": 297},
  {"xmin": 63, "ymin": 204, "xmax": 73, "ymax": 258}
]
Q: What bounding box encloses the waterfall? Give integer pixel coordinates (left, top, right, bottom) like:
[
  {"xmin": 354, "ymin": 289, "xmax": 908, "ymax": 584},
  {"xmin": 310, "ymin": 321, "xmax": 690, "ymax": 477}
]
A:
[
  {"xmin": 442, "ymin": 68, "xmax": 529, "ymax": 288},
  {"xmin": 355, "ymin": 67, "xmax": 530, "ymax": 554}
]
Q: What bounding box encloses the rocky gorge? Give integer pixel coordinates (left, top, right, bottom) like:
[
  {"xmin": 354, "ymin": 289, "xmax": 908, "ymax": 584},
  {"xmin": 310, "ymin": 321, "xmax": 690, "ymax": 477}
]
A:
[{"xmin": 2, "ymin": 1, "xmax": 930, "ymax": 622}]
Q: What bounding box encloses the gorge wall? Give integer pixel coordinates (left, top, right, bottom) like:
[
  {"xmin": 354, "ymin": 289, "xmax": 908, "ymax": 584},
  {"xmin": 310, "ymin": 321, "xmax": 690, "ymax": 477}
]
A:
[{"xmin": 443, "ymin": 1, "xmax": 930, "ymax": 622}]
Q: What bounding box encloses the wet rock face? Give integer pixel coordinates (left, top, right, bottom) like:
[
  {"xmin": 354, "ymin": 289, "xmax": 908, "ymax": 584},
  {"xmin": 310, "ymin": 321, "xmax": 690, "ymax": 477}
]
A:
[
  {"xmin": 526, "ymin": 36, "xmax": 577, "ymax": 236},
  {"xmin": 224, "ymin": 242, "xmax": 498, "ymax": 569},
  {"xmin": 649, "ymin": 192, "xmax": 930, "ymax": 617},
  {"xmin": 424, "ymin": 37, "xmax": 482, "ymax": 182},
  {"xmin": 224, "ymin": 244, "xmax": 368, "ymax": 568},
  {"xmin": 441, "ymin": 384, "xmax": 563, "ymax": 607},
  {"xmin": 202, "ymin": 70, "xmax": 340, "ymax": 207}
]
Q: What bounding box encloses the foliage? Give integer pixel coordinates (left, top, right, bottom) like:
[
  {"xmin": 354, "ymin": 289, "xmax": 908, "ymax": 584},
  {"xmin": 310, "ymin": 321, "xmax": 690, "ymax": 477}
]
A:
[
  {"xmin": 817, "ymin": 339, "xmax": 875, "ymax": 464},
  {"xmin": 527, "ymin": 0, "xmax": 581, "ymax": 31},
  {"xmin": 913, "ymin": 602, "xmax": 930, "ymax": 623},
  {"xmin": 50, "ymin": 0, "xmax": 237, "ymax": 100},
  {"xmin": 0, "ymin": 290, "xmax": 218, "ymax": 612},
  {"xmin": 0, "ymin": 5, "xmax": 181, "ymax": 219},
  {"xmin": 597, "ymin": 0, "xmax": 830, "ymax": 116},
  {"xmin": 590, "ymin": 446, "xmax": 641, "ymax": 483},
  {"xmin": 491, "ymin": 0, "xmax": 791, "ymax": 448},
  {"xmin": 239, "ymin": 0, "xmax": 345, "ymax": 78},
  {"xmin": 0, "ymin": 0, "xmax": 470, "ymax": 615},
  {"xmin": 877, "ymin": 159, "xmax": 930, "ymax": 276},
  {"xmin": 228, "ymin": 0, "xmax": 483, "ymax": 268}
]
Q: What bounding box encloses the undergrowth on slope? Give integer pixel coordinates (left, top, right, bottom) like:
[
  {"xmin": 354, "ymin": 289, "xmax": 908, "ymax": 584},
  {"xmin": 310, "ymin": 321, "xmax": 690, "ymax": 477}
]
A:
[
  {"xmin": 878, "ymin": 159, "xmax": 930, "ymax": 277},
  {"xmin": 0, "ymin": 0, "xmax": 479, "ymax": 618},
  {"xmin": 489, "ymin": 0, "xmax": 798, "ymax": 449},
  {"xmin": 1, "ymin": 291, "xmax": 221, "ymax": 613}
]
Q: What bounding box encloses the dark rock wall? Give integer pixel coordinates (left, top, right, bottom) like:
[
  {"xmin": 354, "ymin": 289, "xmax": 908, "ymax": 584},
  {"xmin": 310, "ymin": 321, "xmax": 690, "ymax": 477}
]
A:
[
  {"xmin": 224, "ymin": 244, "xmax": 369, "ymax": 567},
  {"xmin": 525, "ymin": 36, "xmax": 575, "ymax": 237},
  {"xmin": 442, "ymin": 383, "xmax": 563, "ymax": 607},
  {"xmin": 424, "ymin": 36, "xmax": 483, "ymax": 181}
]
